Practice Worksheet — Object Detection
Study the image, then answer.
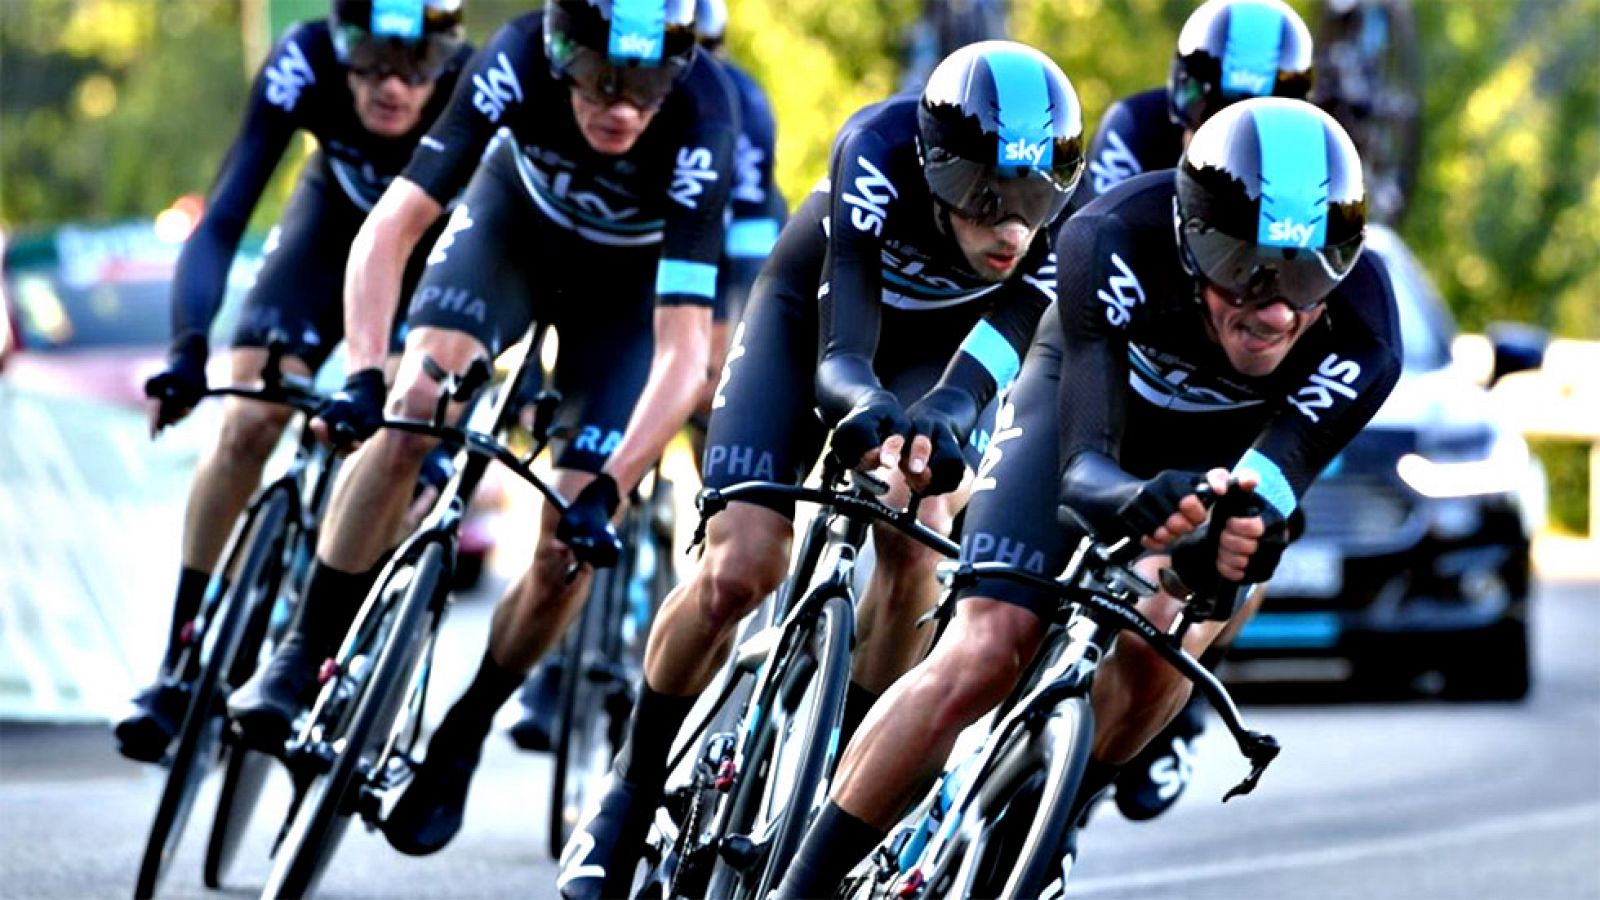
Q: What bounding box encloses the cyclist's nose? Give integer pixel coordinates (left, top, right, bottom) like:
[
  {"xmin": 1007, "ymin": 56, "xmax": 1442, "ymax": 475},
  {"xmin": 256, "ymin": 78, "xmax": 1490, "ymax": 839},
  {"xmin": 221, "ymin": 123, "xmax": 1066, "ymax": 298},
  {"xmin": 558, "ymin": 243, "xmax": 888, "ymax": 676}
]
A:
[
  {"xmin": 990, "ymin": 219, "xmax": 1031, "ymax": 251},
  {"xmin": 1248, "ymin": 299, "xmax": 1297, "ymax": 332}
]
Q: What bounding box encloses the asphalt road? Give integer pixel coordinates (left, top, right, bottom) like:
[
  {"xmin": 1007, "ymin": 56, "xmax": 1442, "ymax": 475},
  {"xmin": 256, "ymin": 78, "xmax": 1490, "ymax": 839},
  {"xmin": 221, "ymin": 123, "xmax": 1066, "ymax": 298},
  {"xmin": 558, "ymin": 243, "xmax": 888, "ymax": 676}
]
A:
[{"xmin": 3, "ymin": 574, "xmax": 1598, "ymax": 900}]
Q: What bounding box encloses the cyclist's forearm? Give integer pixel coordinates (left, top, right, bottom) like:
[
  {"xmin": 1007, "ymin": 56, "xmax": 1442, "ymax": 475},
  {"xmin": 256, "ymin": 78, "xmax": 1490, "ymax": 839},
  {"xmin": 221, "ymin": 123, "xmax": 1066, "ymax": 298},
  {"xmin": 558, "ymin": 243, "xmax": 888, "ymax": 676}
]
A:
[
  {"xmin": 602, "ymin": 308, "xmax": 712, "ymax": 492},
  {"xmin": 343, "ymin": 179, "xmax": 441, "ymax": 371}
]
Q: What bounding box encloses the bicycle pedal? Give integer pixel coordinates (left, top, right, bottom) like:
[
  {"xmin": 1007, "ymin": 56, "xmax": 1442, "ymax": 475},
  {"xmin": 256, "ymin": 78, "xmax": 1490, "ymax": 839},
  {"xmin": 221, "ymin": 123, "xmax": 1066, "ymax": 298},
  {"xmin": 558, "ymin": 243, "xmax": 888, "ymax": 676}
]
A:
[{"xmin": 718, "ymin": 833, "xmax": 763, "ymax": 873}]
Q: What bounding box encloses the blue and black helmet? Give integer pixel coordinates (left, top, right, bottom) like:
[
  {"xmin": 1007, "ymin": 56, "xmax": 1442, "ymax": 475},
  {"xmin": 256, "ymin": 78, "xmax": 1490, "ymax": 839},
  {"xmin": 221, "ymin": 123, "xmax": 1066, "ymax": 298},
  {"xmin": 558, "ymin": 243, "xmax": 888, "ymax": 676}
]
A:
[
  {"xmin": 695, "ymin": 0, "xmax": 727, "ymax": 51},
  {"xmin": 546, "ymin": 0, "xmax": 698, "ymax": 108},
  {"xmin": 1176, "ymin": 97, "xmax": 1366, "ymax": 311},
  {"xmin": 331, "ymin": 0, "xmax": 465, "ymax": 84},
  {"xmin": 1168, "ymin": 0, "xmax": 1314, "ymax": 131},
  {"xmin": 918, "ymin": 41, "xmax": 1085, "ymax": 230}
]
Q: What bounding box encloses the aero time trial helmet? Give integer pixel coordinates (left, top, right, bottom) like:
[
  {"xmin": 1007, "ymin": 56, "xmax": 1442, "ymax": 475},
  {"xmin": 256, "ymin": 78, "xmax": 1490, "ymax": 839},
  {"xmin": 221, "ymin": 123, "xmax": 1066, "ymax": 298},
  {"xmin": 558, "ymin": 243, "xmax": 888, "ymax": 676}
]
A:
[
  {"xmin": 918, "ymin": 41, "xmax": 1085, "ymax": 230},
  {"xmin": 1176, "ymin": 97, "xmax": 1366, "ymax": 312},
  {"xmin": 695, "ymin": 0, "xmax": 727, "ymax": 52},
  {"xmin": 331, "ymin": 0, "xmax": 465, "ymax": 85},
  {"xmin": 545, "ymin": 0, "xmax": 698, "ymax": 111},
  {"xmin": 1168, "ymin": 0, "xmax": 1314, "ymax": 131}
]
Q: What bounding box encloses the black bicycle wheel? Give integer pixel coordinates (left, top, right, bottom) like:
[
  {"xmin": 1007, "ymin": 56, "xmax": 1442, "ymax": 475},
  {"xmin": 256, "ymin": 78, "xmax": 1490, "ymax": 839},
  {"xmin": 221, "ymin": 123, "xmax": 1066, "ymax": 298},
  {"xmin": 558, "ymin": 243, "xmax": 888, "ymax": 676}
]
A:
[
  {"xmin": 261, "ymin": 544, "xmax": 443, "ymax": 899},
  {"xmin": 133, "ymin": 494, "xmax": 289, "ymax": 899},
  {"xmin": 706, "ymin": 592, "xmax": 854, "ymax": 900},
  {"xmin": 965, "ymin": 698, "xmax": 1094, "ymax": 899},
  {"xmin": 549, "ymin": 564, "xmax": 614, "ymax": 859}
]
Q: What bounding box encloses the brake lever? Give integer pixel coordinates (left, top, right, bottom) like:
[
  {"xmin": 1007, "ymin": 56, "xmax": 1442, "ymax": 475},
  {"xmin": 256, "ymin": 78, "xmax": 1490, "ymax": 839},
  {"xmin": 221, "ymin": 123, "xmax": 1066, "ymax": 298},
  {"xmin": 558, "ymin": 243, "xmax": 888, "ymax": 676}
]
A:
[{"xmin": 1222, "ymin": 730, "xmax": 1281, "ymax": 802}]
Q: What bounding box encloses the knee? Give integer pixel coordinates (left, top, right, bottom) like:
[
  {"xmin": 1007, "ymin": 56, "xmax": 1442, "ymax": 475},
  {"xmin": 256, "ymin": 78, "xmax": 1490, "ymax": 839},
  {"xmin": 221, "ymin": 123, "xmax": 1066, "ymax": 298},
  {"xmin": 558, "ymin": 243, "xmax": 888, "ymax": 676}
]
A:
[
  {"xmin": 696, "ymin": 550, "xmax": 785, "ymax": 633},
  {"xmin": 215, "ymin": 404, "xmax": 292, "ymax": 465},
  {"xmin": 916, "ymin": 637, "xmax": 1027, "ymax": 737},
  {"xmin": 369, "ymin": 377, "xmax": 446, "ymax": 470},
  {"xmin": 1110, "ymin": 638, "xmax": 1183, "ymax": 705}
]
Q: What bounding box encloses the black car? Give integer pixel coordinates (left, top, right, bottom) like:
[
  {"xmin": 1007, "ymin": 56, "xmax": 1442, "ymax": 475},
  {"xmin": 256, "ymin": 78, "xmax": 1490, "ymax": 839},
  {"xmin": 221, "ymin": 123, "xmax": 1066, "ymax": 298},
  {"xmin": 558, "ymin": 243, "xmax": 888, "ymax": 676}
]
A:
[{"xmin": 1230, "ymin": 226, "xmax": 1546, "ymax": 700}]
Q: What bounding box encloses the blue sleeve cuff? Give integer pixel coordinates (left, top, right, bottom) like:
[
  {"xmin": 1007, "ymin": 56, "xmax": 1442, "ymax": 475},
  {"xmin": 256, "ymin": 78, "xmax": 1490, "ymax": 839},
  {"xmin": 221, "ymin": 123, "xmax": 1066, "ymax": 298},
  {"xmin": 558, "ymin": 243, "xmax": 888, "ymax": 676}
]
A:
[
  {"xmin": 656, "ymin": 259, "xmax": 718, "ymax": 300},
  {"xmin": 725, "ymin": 218, "xmax": 780, "ymax": 260},
  {"xmin": 958, "ymin": 319, "xmax": 1022, "ymax": 389},
  {"xmin": 1235, "ymin": 448, "xmax": 1297, "ymax": 517}
]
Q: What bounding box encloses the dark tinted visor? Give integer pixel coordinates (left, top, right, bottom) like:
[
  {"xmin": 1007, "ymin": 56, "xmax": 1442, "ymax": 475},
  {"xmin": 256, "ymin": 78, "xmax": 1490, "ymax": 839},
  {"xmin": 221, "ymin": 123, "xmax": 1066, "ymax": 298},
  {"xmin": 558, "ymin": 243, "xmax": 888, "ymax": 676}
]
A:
[
  {"xmin": 1181, "ymin": 218, "xmax": 1363, "ymax": 311},
  {"xmin": 924, "ymin": 153, "xmax": 1075, "ymax": 229},
  {"xmin": 340, "ymin": 28, "xmax": 458, "ymax": 84},
  {"xmin": 562, "ymin": 45, "xmax": 684, "ymax": 110}
]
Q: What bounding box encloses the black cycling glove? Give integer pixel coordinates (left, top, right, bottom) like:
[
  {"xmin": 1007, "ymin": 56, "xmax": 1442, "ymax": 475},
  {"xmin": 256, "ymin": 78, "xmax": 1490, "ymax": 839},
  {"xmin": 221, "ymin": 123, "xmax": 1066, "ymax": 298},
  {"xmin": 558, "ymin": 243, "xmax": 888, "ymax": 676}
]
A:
[
  {"xmin": 906, "ymin": 389, "xmax": 971, "ymax": 496},
  {"xmin": 1058, "ymin": 452, "xmax": 1203, "ymax": 542},
  {"xmin": 830, "ymin": 391, "xmax": 911, "ymax": 469},
  {"xmin": 144, "ymin": 333, "xmax": 209, "ymax": 428},
  {"xmin": 557, "ymin": 473, "xmax": 624, "ymax": 569},
  {"xmin": 1118, "ymin": 469, "xmax": 1207, "ymax": 541},
  {"xmin": 316, "ymin": 368, "xmax": 387, "ymax": 448},
  {"xmin": 1168, "ymin": 489, "xmax": 1289, "ymax": 603}
]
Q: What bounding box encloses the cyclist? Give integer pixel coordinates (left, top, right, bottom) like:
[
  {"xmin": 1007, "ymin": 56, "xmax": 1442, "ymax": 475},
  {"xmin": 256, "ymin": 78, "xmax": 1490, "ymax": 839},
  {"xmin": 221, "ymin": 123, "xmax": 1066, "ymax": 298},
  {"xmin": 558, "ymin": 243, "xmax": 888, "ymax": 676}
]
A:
[
  {"xmin": 559, "ymin": 41, "xmax": 1085, "ymax": 899},
  {"xmin": 224, "ymin": 0, "xmax": 739, "ymax": 857},
  {"xmin": 116, "ymin": 0, "xmax": 470, "ymax": 763},
  {"xmin": 505, "ymin": 0, "xmax": 787, "ymax": 753},
  {"xmin": 1075, "ymin": 0, "xmax": 1313, "ymax": 210},
  {"xmin": 1067, "ymin": 0, "xmax": 1315, "ymax": 819},
  {"xmin": 771, "ymin": 98, "xmax": 1401, "ymax": 897}
]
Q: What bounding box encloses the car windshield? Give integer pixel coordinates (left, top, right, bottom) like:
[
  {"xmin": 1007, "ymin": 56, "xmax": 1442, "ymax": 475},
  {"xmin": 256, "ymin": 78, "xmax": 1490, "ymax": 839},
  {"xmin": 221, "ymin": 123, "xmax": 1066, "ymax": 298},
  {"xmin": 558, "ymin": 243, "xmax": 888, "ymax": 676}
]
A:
[{"xmin": 1371, "ymin": 232, "xmax": 1454, "ymax": 373}]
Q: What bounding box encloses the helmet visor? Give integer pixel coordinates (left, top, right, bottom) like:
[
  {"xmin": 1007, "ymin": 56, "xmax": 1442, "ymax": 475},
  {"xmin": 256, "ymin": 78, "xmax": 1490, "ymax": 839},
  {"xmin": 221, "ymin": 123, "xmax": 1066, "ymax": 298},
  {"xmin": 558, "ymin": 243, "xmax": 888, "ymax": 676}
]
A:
[
  {"xmin": 924, "ymin": 152, "xmax": 1076, "ymax": 229},
  {"xmin": 560, "ymin": 45, "xmax": 684, "ymax": 111},
  {"xmin": 339, "ymin": 27, "xmax": 459, "ymax": 84},
  {"xmin": 1180, "ymin": 217, "xmax": 1363, "ymax": 311}
]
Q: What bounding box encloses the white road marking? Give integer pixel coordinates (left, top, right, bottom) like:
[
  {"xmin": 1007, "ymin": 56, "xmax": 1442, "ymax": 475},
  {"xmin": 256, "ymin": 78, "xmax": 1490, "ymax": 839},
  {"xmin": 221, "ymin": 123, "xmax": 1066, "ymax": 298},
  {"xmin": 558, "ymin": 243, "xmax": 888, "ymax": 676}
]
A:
[{"xmin": 1067, "ymin": 801, "xmax": 1600, "ymax": 895}]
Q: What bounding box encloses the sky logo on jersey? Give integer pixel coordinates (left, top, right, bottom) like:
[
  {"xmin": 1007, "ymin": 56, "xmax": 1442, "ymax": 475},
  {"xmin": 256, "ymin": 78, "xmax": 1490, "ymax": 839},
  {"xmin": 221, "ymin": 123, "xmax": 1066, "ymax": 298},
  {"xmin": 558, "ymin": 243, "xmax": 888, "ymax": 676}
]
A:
[
  {"xmin": 371, "ymin": 0, "xmax": 424, "ymax": 39},
  {"xmin": 841, "ymin": 157, "xmax": 898, "ymax": 236},
  {"xmin": 669, "ymin": 146, "xmax": 718, "ymax": 208},
  {"xmin": 1088, "ymin": 130, "xmax": 1141, "ymax": 194},
  {"xmin": 609, "ymin": 0, "xmax": 666, "ymax": 63},
  {"xmin": 1221, "ymin": 1, "xmax": 1285, "ymax": 97},
  {"xmin": 1289, "ymin": 353, "xmax": 1362, "ymax": 422},
  {"xmin": 264, "ymin": 41, "xmax": 315, "ymax": 111},
  {"xmin": 472, "ymin": 52, "xmax": 524, "ymax": 123},
  {"xmin": 1255, "ymin": 103, "xmax": 1330, "ymax": 248},
  {"xmin": 987, "ymin": 49, "xmax": 1055, "ymax": 169},
  {"xmin": 1096, "ymin": 252, "xmax": 1145, "ymax": 327}
]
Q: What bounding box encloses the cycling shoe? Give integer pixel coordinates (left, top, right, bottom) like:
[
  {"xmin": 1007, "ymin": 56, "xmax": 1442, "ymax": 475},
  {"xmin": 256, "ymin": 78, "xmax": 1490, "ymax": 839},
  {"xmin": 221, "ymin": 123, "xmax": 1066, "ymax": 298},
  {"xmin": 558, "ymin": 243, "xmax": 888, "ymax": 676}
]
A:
[
  {"xmin": 383, "ymin": 726, "xmax": 484, "ymax": 856},
  {"xmin": 507, "ymin": 660, "xmax": 563, "ymax": 753},
  {"xmin": 557, "ymin": 773, "xmax": 658, "ymax": 900},
  {"xmin": 1115, "ymin": 692, "xmax": 1207, "ymax": 821},
  {"xmin": 114, "ymin": 680, "xmax": 192, "ymax": 763},
  {"xmin": 227, "ymin": 635, "xmax": 320, "ymax": 753}
]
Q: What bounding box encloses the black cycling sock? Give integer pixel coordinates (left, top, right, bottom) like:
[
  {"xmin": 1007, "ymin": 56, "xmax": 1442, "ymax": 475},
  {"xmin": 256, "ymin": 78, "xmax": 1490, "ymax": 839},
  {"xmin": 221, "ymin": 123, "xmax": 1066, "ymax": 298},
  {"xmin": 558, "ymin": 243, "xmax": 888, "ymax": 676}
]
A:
[
  {"xmin": 292, "ymin": 561, "xmax": 381, "ymax": 656},
  {"xmin": 837, "ymin": 681, "xmax": 881, "ymax": 752},
  {"xmin": 771, "ymin": 802, "xmax": 885, "ymax": 900},
  {"xmin": 433, "ymin": 650, "xmax": 523, "ymax": 753},
  {"xmin": 1069, "ymin": 757, "xmax": 1119, "ymax": 824},
  {"xmin": 162, "ymin": 567, "xmax": 212, "ymax": 674},
  {"xmin": 614, "ymin": 683, "xmax": 698, "ymax": 787}
]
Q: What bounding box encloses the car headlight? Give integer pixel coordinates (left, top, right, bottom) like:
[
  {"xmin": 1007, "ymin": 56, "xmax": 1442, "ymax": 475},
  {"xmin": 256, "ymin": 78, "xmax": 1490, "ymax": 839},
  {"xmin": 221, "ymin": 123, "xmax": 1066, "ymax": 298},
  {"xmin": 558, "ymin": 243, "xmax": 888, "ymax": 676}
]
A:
[{"xmin": 1396, "ymin": 428, "xmax": 1530, "ymax": 499}]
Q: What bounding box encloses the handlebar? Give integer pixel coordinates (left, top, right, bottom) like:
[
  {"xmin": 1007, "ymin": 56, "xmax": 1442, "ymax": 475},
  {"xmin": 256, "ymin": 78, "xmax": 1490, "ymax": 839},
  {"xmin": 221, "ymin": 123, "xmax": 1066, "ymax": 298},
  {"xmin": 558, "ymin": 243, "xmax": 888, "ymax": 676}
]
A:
[{"xmin": 194, "ymin": 336, "xmax": 324, "ymax": 416}]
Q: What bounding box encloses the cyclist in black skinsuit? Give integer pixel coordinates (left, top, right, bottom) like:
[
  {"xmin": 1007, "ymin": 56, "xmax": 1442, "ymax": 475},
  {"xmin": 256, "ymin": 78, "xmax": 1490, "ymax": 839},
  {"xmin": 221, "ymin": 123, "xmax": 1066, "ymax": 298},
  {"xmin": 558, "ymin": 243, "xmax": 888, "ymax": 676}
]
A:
[
  {"xmin": 115, "ymin": 0, "xmax": 470, "ymax": 764},
  {"xmin": 560, "ymin": 41, "xmax": 1086, "ymax": 900},
  {"xmin": 505, "ymin": 0, "xmax": 786, "ymax": 753},
  {"xmin": 1066, "ymin": 0, "xmax": 1315, "ymax": 820},
  {"xmin": 224, "ymin": 0, "xmax": 738, "ymax": 859},
  {"xmin": 771, "ymin": 98, "xmax": 1402, "ymax": 898}
]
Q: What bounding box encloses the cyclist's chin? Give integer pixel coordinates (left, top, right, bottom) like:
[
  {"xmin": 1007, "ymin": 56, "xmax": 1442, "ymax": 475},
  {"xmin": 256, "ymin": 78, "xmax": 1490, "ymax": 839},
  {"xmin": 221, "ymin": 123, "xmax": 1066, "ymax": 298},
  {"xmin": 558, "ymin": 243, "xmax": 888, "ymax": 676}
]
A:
[
  {"xmin": 358, "ymin": 104, "xmax": 423, "ymax": 138},
  {"xmin": 578, "ymin": 120, "xmax": 647, "ymax": 156}
]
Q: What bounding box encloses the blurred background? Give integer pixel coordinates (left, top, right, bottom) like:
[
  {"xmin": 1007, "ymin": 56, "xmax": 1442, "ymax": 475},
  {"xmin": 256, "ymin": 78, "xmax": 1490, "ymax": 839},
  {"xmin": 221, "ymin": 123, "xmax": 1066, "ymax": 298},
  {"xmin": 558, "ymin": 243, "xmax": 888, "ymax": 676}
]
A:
[{"xmin": 2, "ymin": 3, "xmax": 1598, "ymax": 898}]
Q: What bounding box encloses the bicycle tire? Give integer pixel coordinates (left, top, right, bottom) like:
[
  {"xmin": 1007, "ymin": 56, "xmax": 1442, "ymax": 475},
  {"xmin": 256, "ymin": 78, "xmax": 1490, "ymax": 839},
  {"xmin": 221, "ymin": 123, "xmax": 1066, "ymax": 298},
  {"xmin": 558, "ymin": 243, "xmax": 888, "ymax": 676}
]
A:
[
  {"xmin": 960, "ymin": 698, "xmax": 1094, "ymax": 900},
  {"xmin": 261, "ymin": 543, "xmax": 443, "ymax": 899},
  {"xmin": 705, "ymin": 591, "xmax": 854, "ymax": 900},
  {"xmin": 548, "ymin": 565, "xmax": 612, "ymax": 859},
  {"xmin": 133, "ymin": 493, "xmax": 289, "ymax": 900},
  {"xmin": 204, "ymin": 555, "xmax": 292, "ymax": 889}
]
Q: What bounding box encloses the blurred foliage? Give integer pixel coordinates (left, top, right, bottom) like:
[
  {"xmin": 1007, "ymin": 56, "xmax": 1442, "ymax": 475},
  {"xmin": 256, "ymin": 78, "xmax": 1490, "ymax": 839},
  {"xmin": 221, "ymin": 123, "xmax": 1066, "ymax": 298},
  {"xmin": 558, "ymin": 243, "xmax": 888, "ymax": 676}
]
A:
[
  {"xmin": 1531, "ymin": 440, "xmax": 1591, "ymax": 536},
  {"xmin": 2, "ymin": 0, "xmax": 1596, "ymax": 340}
]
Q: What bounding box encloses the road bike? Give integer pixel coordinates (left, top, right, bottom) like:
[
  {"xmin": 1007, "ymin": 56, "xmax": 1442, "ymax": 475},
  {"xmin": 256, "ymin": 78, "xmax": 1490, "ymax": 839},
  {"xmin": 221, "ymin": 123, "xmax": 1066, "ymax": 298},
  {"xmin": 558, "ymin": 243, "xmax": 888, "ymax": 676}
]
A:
[
  {"xmin": 839, "ymin": 488, "xmax": 1282, "ymax": 899},
  {"xmin": 134, "ymin": 340, "xmax": 340, "ymax": 898}
]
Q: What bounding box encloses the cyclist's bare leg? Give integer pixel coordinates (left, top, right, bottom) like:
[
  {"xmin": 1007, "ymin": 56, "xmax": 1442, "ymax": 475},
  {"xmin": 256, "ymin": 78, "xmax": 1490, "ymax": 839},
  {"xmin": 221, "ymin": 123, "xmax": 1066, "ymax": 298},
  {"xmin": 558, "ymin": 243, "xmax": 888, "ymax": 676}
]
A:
[
  {"xmin": 483, "ymin": 468, "xmax": 609, "ymax": 672},
  {"xmin": 179, "ymin": 348, "xmax": 312, "ymax": 572},
  {"xmin": 831, "ymin": 597, "xmax": 1046, "ymax": 826},
  {"xmin": 316, "ymin": 327, "xmax": 482, "ymax": 571},
  {"xmin": 642, "ymin": 502, "xmax": 792, "ymax": 696},
  {"xmin": 1088, "ymin": 553, "xmax": 1235, "ymax": 764},
  {"xmin": 851, "ymin": 471, "xmax": 972, "ymax": 692}
]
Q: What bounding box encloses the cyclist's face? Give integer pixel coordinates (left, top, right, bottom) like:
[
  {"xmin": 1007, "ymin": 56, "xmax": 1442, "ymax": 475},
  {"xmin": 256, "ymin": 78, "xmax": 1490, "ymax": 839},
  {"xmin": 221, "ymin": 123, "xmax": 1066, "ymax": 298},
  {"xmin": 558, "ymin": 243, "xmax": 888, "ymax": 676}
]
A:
[
  {"xmin": 349, "ymin": 72, "xmax": 436, "ymax": 137},
  {"xmin": 570, "ymin": 90, "xmax": 658, "ymax": 155},
  {"xmin": 1201, "ymin": 284, "xmax": 1324, "ymax": 377},
  {"xmin": 947, "ymin": 211, "xmax": 1037, "ymax": 283}
]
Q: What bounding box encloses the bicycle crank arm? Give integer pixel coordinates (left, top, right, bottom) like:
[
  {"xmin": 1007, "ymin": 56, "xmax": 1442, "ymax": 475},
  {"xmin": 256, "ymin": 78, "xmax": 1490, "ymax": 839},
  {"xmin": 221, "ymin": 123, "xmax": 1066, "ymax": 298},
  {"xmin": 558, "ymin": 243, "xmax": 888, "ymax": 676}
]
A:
[{"xmin": 1222, "ymin": 731, "xmax": 1281, "ymax": 802}]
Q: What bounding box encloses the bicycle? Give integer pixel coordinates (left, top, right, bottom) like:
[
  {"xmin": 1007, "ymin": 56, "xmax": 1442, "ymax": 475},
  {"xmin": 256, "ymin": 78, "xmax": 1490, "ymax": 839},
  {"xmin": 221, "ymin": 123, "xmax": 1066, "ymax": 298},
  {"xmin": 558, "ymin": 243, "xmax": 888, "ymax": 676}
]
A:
[
  {"xmin": 257, "ymin": 326, "xmax": 615, "ymax": 898},
  {"xmin": 548, "ymin": 465, "xmax": 679, "ymax": 858},
  {"xmin": 1312, "ymin": 0, "xmax": 1423, "ymax": 225},
  {"xmin": 837, "ymin": 487, "xmax": 1282, "ymax": 899},
  {"xmin": 639, "ymin": 456, "xmax": 960, "ymax": 900},
  {"xmin": 134, "ymin": 339, "xmax": 341, "ymax": 899}
]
